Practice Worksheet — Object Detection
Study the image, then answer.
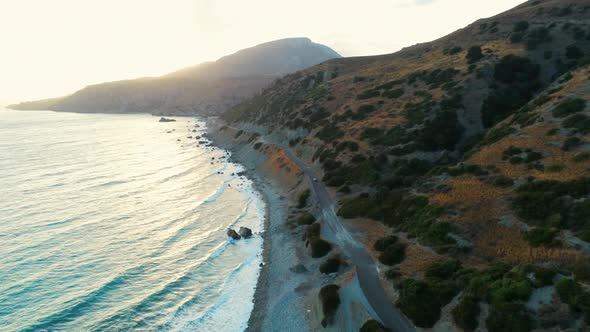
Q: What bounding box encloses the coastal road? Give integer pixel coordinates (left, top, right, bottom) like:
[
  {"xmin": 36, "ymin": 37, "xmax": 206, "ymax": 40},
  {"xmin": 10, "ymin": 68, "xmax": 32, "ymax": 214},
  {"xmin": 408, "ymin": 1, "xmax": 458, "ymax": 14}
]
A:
[
  {"xmin": 208, "ymin": 118, "xmax": 414, "ymax": 331},
  {"xmin": 283, "ymin": 149, "xmax": 416, "ymax": 332}
]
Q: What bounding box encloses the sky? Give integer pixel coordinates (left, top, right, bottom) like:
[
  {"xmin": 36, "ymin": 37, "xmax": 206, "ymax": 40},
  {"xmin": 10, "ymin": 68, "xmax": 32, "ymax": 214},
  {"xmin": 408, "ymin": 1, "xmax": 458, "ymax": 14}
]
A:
[{"xmin": 0, "ymin": 0, "xmax": 527, "ymax": 103}]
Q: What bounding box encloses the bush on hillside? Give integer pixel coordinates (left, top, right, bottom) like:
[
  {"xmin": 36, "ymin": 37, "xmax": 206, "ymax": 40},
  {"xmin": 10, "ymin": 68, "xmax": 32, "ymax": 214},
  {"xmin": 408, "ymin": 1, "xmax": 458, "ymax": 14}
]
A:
[
  {"xmin": 310, "ymin": 237, "xmax": 332, "ymax": 258},
  {"xmin": 524, "ymin": 27, "xmax": 551, "ymax": 50},
  {"xmin": 378, "ymin": 242, "xmax": 406, "ymax": 266},
  {"xmin": 297, "ymin": 189, "xmax": 311, "ymax": 208},
  {"xmin": 566, "ymin": 45, "xmax": 585, "ymax": 59},
  {"xmin": 514, "ymin": 21, "xmax": 530, "ymax": 32},
  {"xmin": 426, "ymin": 259, "xmax": 463, "ymax": 280},
  {"xmin": 486, "ymin": 302, "xmax": 531, "ymax": 332},
  {"xmin": 319, "ymin": 256, "xmax": 341, "ymax": 274},
  {"xmin": 562, "ymin": 113, "xmax": 590, "ymax": 134},
  {"xmin": 382, "ymin": 88, "xmax": 405, "ymax": 99},
  {"xmin": 452, "ymin": 295, "xmax": 480, "ymax": 332},
  {"xmin": 417, "ymin": 110, "xmax": 465, "ymax": 150},
  {"xmin": 360, "ymin": 319, "xmax": 390, "ymax": 332},
  {"xmin": 297, "ymin": 212, "xmax": 316, "ymax": 226},
  {"xmin": 374, "ymin": 235, "xmax": 399, "ymax": 252},
  {"xmin": 319, "ymin": 284, "xmax": 341, "ymax": 327},
  {"xmin": 562, "ymin": 137, "xmax": 582, "ymax": 151},
  {"xmin": 553, "ymin": 98, "xmax": 586, "ymax": 118},
  {"xmin": 397, "ymin": 278, "xmax": 457, "ymax": 328},
  {"xmin": 481, "ymin": 55, "xmax": 541, "ymax": 127},
  {"xmin": 466, "ymin": 46, "xmax": 483, "ymax": 63}
]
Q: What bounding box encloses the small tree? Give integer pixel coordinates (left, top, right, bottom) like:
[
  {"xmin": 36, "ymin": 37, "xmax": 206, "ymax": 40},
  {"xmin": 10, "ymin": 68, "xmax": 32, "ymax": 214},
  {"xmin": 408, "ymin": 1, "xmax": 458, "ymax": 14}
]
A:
[{"xmin": 466, "ymin": 46, "xmax": 483, "ymax": 64}]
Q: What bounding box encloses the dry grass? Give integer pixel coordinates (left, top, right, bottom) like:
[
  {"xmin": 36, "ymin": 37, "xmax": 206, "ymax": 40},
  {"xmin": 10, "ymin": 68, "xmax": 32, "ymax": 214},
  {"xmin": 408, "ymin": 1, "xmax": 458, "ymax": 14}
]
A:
[
  {"xmin": 398, "ymin": 243, "xmax": 445, "ymax": 278},
  {"xmin": 469, "ymin": 123, "xmax": 590, "ymax": 181},
  {"xmin": 430, "ymin": 175, "xmax": 585, "ymax": 265}
]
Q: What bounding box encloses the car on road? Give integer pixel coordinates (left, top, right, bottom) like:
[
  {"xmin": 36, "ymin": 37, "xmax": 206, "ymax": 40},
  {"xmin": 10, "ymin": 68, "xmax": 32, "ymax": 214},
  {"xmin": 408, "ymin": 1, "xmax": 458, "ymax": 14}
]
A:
[{"xmin": 312, "ymin": 177, "xmax": 318, "ymax": 182}]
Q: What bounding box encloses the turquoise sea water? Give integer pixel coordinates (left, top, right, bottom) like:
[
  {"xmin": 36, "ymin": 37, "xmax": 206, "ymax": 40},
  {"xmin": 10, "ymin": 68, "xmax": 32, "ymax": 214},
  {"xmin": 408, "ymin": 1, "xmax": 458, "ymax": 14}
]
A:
[{"xmin": 0, "ymin": 110, "xmax": 264, "ymax": 331}]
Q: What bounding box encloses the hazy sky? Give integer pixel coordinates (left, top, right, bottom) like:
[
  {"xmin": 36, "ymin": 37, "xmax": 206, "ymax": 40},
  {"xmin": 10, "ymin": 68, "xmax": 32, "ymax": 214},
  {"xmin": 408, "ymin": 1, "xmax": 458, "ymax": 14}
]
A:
[{"xmin": 0, "ymin": 0, "xmax": 526, "ymax": 103}]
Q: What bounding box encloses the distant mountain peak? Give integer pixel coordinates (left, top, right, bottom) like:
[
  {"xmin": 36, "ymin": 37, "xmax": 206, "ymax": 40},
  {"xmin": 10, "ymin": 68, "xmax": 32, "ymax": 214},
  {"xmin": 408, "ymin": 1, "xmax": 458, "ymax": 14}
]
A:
[{"xmin": 9, "ymin": 37, "xmax": 341, "ymax": 115}]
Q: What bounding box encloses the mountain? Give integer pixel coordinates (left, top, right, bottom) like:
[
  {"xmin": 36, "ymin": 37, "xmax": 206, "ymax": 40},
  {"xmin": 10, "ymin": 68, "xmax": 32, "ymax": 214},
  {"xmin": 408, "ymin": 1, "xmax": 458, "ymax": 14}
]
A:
[
  {"xmin": 9, "ymin": 37, "xmax": 340, "ymax": 115},
  {"xmin": 221, "ymin": 0, "xmax": 590, "ymax": 330}
]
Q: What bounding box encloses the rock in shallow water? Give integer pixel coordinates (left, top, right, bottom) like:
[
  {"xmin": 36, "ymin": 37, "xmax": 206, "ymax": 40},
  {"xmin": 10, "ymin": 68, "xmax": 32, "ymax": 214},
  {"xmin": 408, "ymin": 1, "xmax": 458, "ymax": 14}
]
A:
[
  {"xmin": 239, "ymin": 227, "xmax": 253, "ymax": 238},
  {"xmin": 227, "ymin": 228, "xmax": 241, "ymax": 240}
]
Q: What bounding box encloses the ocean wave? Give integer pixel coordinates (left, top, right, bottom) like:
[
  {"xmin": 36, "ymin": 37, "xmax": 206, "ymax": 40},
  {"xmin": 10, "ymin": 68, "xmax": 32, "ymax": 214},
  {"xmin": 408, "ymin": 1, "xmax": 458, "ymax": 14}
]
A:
[
  {"xmin": 169, "ymin": 249, "xmax": 261, "ymax": 332},
  {"xmin": 89, "ymin": 240, "xmax": 232, "ymax": 331},
  {"xmin": 20, "ymin": 264, "xmax": 150, "ymax": 332}
]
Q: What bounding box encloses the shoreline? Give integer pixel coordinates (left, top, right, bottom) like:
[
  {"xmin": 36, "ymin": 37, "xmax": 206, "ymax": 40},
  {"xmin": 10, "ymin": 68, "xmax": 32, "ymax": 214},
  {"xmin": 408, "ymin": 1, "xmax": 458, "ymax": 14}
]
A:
[
  {"xmin": 244, "ymin": 173, "xmax": 274, "ymax": 331},
  {"xmin": 205, "ymin": 119, "xmax": 307, "ymax": 331}
]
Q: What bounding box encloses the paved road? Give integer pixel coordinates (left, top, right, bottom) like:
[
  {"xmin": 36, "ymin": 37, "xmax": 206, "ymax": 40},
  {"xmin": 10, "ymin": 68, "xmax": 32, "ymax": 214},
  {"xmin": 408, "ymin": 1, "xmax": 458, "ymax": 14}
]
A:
[
  {"xmin": 283, "ymin": 149, "xmax": 415, "ymax": 332},
  {"xmin": 208, "ymin": 119, "xmax": 414, "ymax": 331}
]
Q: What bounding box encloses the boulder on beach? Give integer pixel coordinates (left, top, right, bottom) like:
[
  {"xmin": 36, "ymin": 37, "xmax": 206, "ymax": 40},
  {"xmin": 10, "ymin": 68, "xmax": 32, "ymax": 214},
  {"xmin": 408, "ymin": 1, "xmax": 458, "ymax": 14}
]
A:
[
  {"xmin": 227, "ymin": 228, "xmax": 241, "ymax": 240},
  {"xmin": 159, "ymin": 117, "xmax": 176, "ymax": 122},
  {"xmin": 239, "ymin": 227, "xmax": 253, "ymax": 238}
]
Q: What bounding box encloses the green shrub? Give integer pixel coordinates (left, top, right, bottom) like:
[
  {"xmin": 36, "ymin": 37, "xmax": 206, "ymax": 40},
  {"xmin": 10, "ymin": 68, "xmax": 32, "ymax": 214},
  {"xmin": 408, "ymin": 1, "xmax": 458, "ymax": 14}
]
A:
[
  {"xmin": 417, "ymin": 110, "xmax": 464, "ymax": 151},
  {"xmin": 524, "ymin": 27, "xmax": 551, "ymax": 50},
  {"xmin": 512, "ymin": 178, "xmax": 590, "ymax": 229},
  {"xmin": 493, "ymin": 176, "xmax": 514, "ymax": 187},
  {"xmin": 378, "ymin": 242, "xmax": 406, "ymax": 265},
  {"xmin": 488, "ymin": 277, "xmax": 532, "ymax": 304},
  {"xmin": 357, "ymin": 89, "xmax": 381, "ymax": 100},
  {"xmin": 385, "ymin": 268, "xmax": 401, "ymax": 280},
  {"xmin": 563, "ymin": 113, "xmax": 590, "ymax": 134},
  {"xmin": 397, "ymin": 278, "xmax": 457, "ymax": 328},
  {"xmin": 574, "ymin": 152, "xmax": 590, "ymax": 162},
  {"xmin": 297, "ymin": 190, "xmax": 311, "ymax": 208},
  {"xmin": 525, "ymin": 227, "xmax": 560, "ymax": 247},
  {"xmin": 553, "ymin": 98, "xmax": 586, "ymax": 118},
  {"xmin": 335, "ymin": 140, "xmax": 360, "ymax": 152},
  {"xmin": 319, "ymin": 284, "xmax": 341, "ymax": 326},
  {"xmin": 426, "ymin": 260, "xmax": 463, "ymax": 280},
  {"xmin": 310, "ymin": 237, "xmax": 332, "ymax": 258},
  {"xmin": 544, "ymin": 50, "xmax": 553, "ymax": 59},
  {"xmin": 319, "ymin": 256, "xmax": 341, "ymax": 274},
  {"xmin": 382, "ymin": 88, "xmax": 405, "ymax": 99},
  {"xmin": 566, "ymin": 45, "xmax": 585, "ymax": 59},
  {"xmin": 466, "ymin": 46, "xmax": 483, "ymax": 63},
  {"xmin": 304, "ymin": 222, "xmax": 321, "ymax": 240},
  {"xmin": 562, "ymin": 137, "xmax": 582, "ymax": 151},
  {"xmin": 556, "ymin": 278, "xmax": 579, "ymax": 306},
  {"xmin": 448, "ymin": 46, "xmax": 462, "ymax": 55},
  {"xmin": 452, "ymin": 295, "xmax": 480, "ymax": 332},
  {"xmin": 374, "ymin": 235, "xmax": 399, "ymax": 252},
  {"xmin": 360, "ymin": 319, "xmax": 390, "ymax": 332},
  {"xmin": 514, "ymin": 21, "xmax": 529, "ymax": 32},
  {"xmin": 486, "ymin": 302, "xmax": 531, "ymax": 332},
  {"xmin": 481, "ymin": 55, "xmax": 541, "ymax": 127},
  {"xmin": 297, "ymin": 212, "xmax": 316, "ymax": 225},
  {"xmin": 528, "ymin": 265, "xmax": 557, "ymax": 287},
  {"xmin": 510, "ymin": 32, "xmax": 524, "ymax": 43},
  {"xmin": 316, "ymin": 123, "xmax": 344, "ymax": 141}
]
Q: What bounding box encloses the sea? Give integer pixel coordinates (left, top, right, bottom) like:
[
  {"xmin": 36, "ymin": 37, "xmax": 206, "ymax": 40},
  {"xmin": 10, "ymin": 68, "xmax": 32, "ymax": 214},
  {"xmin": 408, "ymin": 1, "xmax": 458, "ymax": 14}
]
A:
[{"xmin": 0, "ymin": 109, "xmax": 265, "ymax": 331}]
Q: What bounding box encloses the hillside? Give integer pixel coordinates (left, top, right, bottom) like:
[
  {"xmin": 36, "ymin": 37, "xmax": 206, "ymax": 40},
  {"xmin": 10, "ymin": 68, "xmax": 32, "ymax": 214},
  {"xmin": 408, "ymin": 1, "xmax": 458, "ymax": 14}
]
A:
[
  {"xmin": 9, "ymin": 38, "xmax": 340, "ymax": 115},
  {"xmin": 221, "ymin": 1, "xmax": 590, "ymax": 330}
]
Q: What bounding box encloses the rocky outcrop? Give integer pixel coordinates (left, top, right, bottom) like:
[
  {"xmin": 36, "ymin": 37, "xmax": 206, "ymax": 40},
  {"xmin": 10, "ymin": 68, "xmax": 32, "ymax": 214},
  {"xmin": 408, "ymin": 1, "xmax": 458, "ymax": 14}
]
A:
[
  {"xmin": 227, "ymin": 228, "xmax": 241, "ymax": 240},
  {"xmin": 239, "ymin": 227, "xmax": 253, "ymax": 238},
  {"xmin": 158, "ymin": 117, "xmax": 176, "ymax": 122}
]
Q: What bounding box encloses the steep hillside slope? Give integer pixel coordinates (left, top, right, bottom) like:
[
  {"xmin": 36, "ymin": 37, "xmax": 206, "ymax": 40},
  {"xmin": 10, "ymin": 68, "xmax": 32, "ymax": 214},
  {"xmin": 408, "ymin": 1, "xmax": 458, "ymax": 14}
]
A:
[
  {"xmin": 222, "ymin": 1, "xmax": 590, "ymax": 330},
  {"xmin": 9, "ymin": 38, "xmax": 340, "ymax": 115}
]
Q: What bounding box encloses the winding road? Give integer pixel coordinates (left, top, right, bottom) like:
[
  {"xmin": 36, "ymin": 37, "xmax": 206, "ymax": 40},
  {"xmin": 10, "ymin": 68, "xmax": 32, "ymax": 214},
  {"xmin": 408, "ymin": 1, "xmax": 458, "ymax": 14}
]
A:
[
  {"xmin": 209, "ymin": 118, "xmax": 414, "ymax": 331},
  {"xmin": 284, "ymin": 149, "xmax": 415, "ymax": 332}
]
